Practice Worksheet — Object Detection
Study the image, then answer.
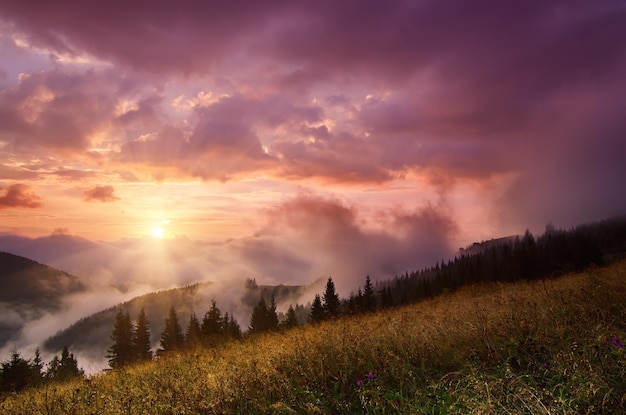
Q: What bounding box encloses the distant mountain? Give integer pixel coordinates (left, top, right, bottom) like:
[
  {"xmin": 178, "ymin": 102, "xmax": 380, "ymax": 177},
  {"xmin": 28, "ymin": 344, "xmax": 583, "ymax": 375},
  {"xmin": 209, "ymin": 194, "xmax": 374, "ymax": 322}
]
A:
[
  {"xmin": 0, "ymin": 233, "xmax": 100, "ymax": 267},
  {"xmin": 44, "ymin": 277, "xmax": 323, "ymax": 367},
  {"xmin": 0, "ymin": 252, "xmax": 87, "ymax": 348}
]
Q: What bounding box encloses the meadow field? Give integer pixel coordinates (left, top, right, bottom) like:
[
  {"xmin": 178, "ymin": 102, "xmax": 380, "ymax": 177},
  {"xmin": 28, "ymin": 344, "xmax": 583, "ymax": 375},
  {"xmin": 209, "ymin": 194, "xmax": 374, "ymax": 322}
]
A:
[{"xmin": 2, "ymin": 260, "xmax": 625, "ymax": 414}]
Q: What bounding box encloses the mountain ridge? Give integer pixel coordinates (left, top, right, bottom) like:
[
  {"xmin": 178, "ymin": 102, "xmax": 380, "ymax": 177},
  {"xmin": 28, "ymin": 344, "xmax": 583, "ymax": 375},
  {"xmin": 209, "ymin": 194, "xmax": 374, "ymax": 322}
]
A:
[{"xmin": 0, "ymin": 251, "xmax": 87, "ymax": 348}]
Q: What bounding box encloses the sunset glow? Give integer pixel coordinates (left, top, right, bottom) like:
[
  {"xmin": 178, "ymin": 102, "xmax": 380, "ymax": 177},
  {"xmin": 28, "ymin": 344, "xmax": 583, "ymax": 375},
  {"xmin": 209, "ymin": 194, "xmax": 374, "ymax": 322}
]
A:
[
  {"xmin": 0, "ymin": 0, "xmax": 625, "ymax": 290},
  {"xmin": 150, "ymin": 227, "xmax": 164, "ymax": 239}
]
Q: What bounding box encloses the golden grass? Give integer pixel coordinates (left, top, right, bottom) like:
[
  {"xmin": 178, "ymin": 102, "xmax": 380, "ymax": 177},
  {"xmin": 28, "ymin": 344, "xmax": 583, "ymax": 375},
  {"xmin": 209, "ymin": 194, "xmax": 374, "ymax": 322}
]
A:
[{"xmin": 3, "ymin": 261, "xmax": 625, "ymax": 414}]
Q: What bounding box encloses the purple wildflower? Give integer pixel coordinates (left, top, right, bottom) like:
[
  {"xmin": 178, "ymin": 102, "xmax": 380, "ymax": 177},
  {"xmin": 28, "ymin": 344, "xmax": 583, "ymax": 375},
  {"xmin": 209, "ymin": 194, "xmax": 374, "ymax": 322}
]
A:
[
  {"xmin": 543, "ymin": 362, "xmax": 549, "ymax": 368},
  {"xmin": 611, "ymin": 336, "xmax": 624, "ymax": 349},
  {"xmin": 366, "ymin": 371, "xmax": 375, "ymax": 381},
  {"xmin": 356, "ymin": 380, "xmax": 364, "ymax": 387}
]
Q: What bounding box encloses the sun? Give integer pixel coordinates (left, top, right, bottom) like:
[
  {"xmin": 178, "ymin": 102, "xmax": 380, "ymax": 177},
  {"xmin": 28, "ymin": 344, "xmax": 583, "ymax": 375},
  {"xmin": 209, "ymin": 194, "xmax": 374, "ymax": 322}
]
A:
[{"xmin": 150, "ymin": 226, "xmax": 164, "ymax": 239}]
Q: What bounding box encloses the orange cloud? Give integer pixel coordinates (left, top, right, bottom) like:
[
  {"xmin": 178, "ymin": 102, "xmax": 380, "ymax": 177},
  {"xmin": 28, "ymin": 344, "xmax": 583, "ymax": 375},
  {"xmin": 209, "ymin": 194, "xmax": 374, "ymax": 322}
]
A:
[{"xmin": 0, "ymin": 184, "xmax": 43, "ymax": 209}]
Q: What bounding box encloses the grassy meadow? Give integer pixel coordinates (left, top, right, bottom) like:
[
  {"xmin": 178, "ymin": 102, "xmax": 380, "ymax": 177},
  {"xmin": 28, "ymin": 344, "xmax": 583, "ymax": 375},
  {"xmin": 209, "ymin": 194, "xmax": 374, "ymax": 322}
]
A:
[{"xmin": 2, "ymin": 260, "xmax": 625, "ymax": 414}]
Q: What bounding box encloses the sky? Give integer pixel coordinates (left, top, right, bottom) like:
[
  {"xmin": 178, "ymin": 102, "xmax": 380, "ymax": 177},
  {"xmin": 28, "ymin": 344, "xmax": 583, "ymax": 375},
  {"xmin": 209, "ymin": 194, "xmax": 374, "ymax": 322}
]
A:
[{"xmin": 1, "ymin": 0, "xmax": 626, "ymax": 295}]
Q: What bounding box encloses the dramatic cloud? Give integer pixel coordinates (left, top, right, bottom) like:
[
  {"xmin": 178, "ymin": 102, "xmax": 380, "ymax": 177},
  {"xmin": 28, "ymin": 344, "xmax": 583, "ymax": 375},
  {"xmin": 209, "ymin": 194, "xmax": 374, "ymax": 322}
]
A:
[
  {"xmin": 1, "ymin": 0, "xmax": 626, "ymax": 367},
  {"xmin": 0, "ymin": 183, "xmax": 42, "ymax": 208},
  {"xmin": 84, "ymin": 185, "xmax": 119, "ymax": 202},
  {"xmin": 239, "ymin": 195, "xmax": 457, "ymax": 294}
]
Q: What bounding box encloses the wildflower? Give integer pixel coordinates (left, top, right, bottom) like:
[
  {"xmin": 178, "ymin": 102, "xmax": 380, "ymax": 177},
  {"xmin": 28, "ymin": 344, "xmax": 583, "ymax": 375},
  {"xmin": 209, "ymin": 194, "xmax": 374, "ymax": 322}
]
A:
[
  {"xmin": 366, "ymin": 371, "xmax": 375, "ymax": 381},
  {"xmin": 543, "ymin": 362, "xmax": 549, "ymax": 368},
  {"xmin": 611, "ymin": 336, "xmax": 624, "ymax": 349},
  {"xmin": 356, "ymin": 380, "xmax": 364, "ymax": 387}
]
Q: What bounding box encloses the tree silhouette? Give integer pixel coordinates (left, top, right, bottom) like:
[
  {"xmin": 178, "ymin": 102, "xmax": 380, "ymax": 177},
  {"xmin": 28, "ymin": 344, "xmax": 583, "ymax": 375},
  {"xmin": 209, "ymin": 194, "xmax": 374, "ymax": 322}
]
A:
[
  {"xmin": 133, "ymin": 308, "xmax": 153, "ymax": 361},
  {"xmin": 185, "ymin": 313, "xmax": 202, "ymax": 347},
  {"xmin": 106, "ymin": 308, "xmax": 133, "ymax": 368},
  {"xmin": 323, "ymin": 277, "xmax": 341, "ymax": 318},
  {"xmin": 362, "ymin": 275, "xmax": 376, "ymax": 312},
  {"xmin": 30, "ymin": 347, "xmax": 45, "ymax": 386},
  {"xmin": 224, "ymin": 312, "xmax": 242, "ymax": 339},
  {"xmin": 309, "ymin": 294, "xmax": 325, "ymax": 323},
  {"xmin": 267, "ymin": 296, "xmax": 279, "ymax": 331},
  {"xmin": 159, "ymin": 306, "xmax": 184, "ymax": 354},
  {"xmin": 281, "ymin": 304, "xmax": 299, "ymax": 329},
  {"xmin": 47, "ymin": 346, "xmax": 83, "ymax": 382},
  {"xmin": 202, "ymin": 300, "xmax": 224, "ymax": 340},
  {"xmin": 0, "ymin": 349, "xmax": 31, "ymax": 393},
  {"xmin": 249, "ymin": 296, "xmax": 269, "ymax": 333}
]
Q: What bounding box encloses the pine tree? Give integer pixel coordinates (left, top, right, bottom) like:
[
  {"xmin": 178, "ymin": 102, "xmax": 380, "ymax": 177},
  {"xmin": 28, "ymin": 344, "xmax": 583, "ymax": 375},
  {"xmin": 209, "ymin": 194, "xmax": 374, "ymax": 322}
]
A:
[
  {"xmin": 46, "ymin": 346, "xmax": 83, "ymax": 382},
  {"xmin": 0, "ymin": 349, "xmax": 31, "ymax": 392},
  {"xmin": 106, "ymin": 308, "xmax": 134, "ymax": 368},
  {"xmin": 267, "ymin": 295, "xmax": 279, "ymax": 331},
  {"xmin": 308, "ymin": 294, "xmax": 325, "ymax": 323},
  {"xmin": 159, "ymin": 306, "xmax": 184, "ymax": 354},
  {"xmin": 133, "ymin": 308, "xmax": 153, "ymax": 361},
  {"xmin": 281, "ymin": 304, "xmax": 299, "ymax": 329},
  {"xmin": 323, "ymin": 277, "xmax": 341, "ymax": 318},
  {"xmin": 30, "ymin": 347, "xmax": 45, "ymax": 386},
  {"xmin": 362, "ymin": 275, "xmax": 376, "ymax": 312},
  {"xmin": 249, "ymin": 296, "xmax": 269, "ymax": 333},
  {"xmin": 224, "ymin": 312, "xmax": 242, "ymax": 339},
  {"xmin": 202, "ymin": 300, "xmax": 224, "ymax": 339},
  {"xmin": 58, "ymin": 346, "xmax": 84, "ymax": 381},
  {"xmin": 185, "ymin": 313, "xmax": 202, "ymax": 347}
]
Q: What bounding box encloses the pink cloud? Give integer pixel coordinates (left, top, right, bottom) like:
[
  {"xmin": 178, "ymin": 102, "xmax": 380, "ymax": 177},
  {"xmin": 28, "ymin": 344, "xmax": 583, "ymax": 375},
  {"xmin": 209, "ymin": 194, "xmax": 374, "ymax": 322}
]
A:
[
  {"xmin": 0, "ymin": 0, "xmax": 624, "ymax": 235},
  {"xmin": 83, "ymin": 185, "xmax": 119, "ymax": 202},
  {"xmin": 239, "ymin": 194, "xmax": 457, "ymax": 294},
  {"xmin": 0, "ymin": 183, "xmax": 42, "ymax": 208},
  {"xmin": 0, "ymin": 70, "xmax": 123, "ymax": 151}
]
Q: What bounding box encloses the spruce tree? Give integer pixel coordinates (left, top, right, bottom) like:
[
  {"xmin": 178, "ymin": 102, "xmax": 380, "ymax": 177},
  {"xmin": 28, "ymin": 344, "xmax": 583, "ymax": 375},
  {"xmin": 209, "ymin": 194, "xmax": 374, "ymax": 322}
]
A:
[
  {"xmin": 46, "ymin": 346, "xmax": 83, "ymax": 382},
  {"xmin": 363, "ymin": 275, "xmax": 376, "ymax": 312},
  {"xmin": 249, "ymin": 296, "xmax": 268, "ymax": 333},
  {"xmin": 133, "ymin": 308, "xmax": 153, "ymax": 361},
  {"xmin": 202, "ymin": 300, "xmax": 224, "ymax": 339},
  {"xmin": 0, "ymin": 349, "xmax": 31, "ymax": 392},
  {"xmin": 30, "ymin": 347, "xmax": 45, "ymax": 386},
  {"xmin": 159, "ymin": 306, "xmax": 184, "ymax": 354},
  {"xmin": 106, "ymin": 308, "xmax": 133, "ymax": 368},
  {"xmin": 185, "ymin": 313, "xmax": 202, "ymax": 347},
  {"xmin": 308, "ymin": 294, "xmax": 325, "ymax": 323},
  {"xmin": 323, "ymin": 277, "xmax": 341, "ymax": 318},
  {"xmin": 267, "ymin": 295, "xmax": 279, "ymax": 331},
  {"xmin": 281, "ymin": 304, "xmax": 299, "ymax": 329},
  {"xmin": 57, "ymin": 346, "xmax": 83, "ymax": 381},
  {"xmin": 224, "ymin": 312, "xmax": 242, "ymax": 339}
]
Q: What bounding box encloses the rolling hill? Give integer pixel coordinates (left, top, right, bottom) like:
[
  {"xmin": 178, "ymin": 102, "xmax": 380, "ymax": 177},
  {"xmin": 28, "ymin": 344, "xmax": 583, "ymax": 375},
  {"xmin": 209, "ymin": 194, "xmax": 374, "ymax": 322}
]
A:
[
  {"xmin": 0, "ymin": 252, "xmax": 87, "ymax": 348},
  {"xmin": 44, "ymin": 277, "xmax": 323, "ymax": 367}
]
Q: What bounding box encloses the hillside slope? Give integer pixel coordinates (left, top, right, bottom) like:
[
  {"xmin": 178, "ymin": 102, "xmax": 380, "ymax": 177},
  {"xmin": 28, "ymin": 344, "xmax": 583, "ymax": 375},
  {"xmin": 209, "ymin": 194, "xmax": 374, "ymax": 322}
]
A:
[
  {"xmin": 44, "ymin": 278, "xmax": 323, "ymax": 365},
  {"xmin": 5, "ymin": 260, "xmax": 625, "ymax": 413},
  {"xmin": 0, "ymin": 252, "xmax": 86, "ymax": 347}
]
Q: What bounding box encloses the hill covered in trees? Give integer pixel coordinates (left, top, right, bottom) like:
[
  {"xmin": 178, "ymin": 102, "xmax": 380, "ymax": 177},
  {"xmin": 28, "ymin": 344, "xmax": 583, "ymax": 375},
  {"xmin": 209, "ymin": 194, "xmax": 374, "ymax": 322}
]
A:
[
  {"xmin": 44, "ymin": 278, "xmax": 323, "ymax": 366},
  {"xmin": 0, "ymin": 252, "xmax": 86, "ymax": 347},
  {"xmin": 346, "ymin": 216, "xmax": 626, "ymax": 313}
]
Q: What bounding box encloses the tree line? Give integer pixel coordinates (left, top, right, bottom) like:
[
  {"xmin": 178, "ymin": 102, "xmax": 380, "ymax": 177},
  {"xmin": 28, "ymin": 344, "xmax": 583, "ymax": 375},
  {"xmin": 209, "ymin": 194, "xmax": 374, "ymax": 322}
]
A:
[
  {"xmin": 342, "ymin": 217, "xmax": 626, "ymax": 314},
  {"xmin": 106, "ymin": 300, "xmax": 243, "ymax": 368},
  {"xmin": 0, "ymin": 346, "xmax": 82, "ymax": 395}
]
